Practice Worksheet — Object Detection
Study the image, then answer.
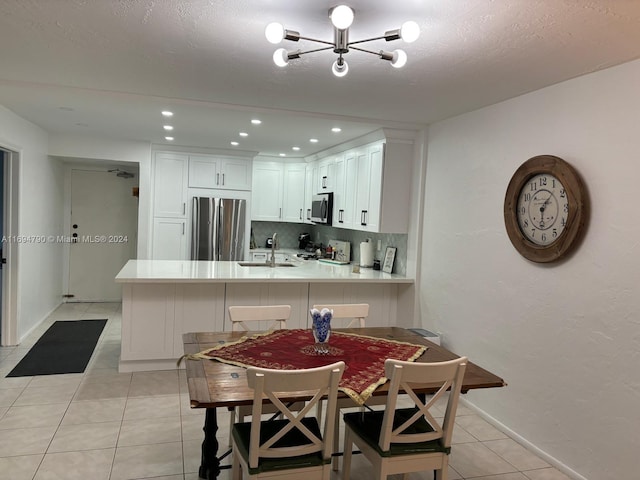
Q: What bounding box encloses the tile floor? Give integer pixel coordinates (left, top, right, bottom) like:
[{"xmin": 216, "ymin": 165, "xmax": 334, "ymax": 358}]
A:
[{"xmin": 0, "ymin": 303, "xmax": 572, "ymax": 480}]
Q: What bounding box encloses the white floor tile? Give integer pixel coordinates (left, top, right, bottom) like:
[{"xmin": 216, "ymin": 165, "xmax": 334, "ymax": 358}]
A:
[
  {"xmin": 0, "ymin": 403, "xmax": 68, "ymax": 430},
  {"xmin": 0, "ymin": 425, "xmax": 57, "ymax": 456},
  {"xmin": 34, "ymin": 448, "xmax": 115, "ymax": 480},
  {"xmin": 0, "ymin": 454, "xmax": 44, "ymax": 480},
  {"xmin": 118, "ymin": 416, "xmax": 182, "ymax": 446},
  {"xmin": 48, "ymin": 421, "xmax": 121, "ymax": 452},
  {"xmin": 111, "ymin": 442, "xmax": 184, "ymax": 480},
  {"xmin": 62, "ymin": 398, "xmax": 127, "ymax": 425}
]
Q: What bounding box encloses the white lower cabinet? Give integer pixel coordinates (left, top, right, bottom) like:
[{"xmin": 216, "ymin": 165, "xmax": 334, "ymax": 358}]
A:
[
  {"xmin": 173, "ymin": 284, "xmax": 225, "ymax": 355},
  {"xmin": 120, "ymin": 284, "xmax": 177, "ymax": 364},
  {"xmin": 152, "ymin": 217, "xmax": 187, "ymax": 260}
]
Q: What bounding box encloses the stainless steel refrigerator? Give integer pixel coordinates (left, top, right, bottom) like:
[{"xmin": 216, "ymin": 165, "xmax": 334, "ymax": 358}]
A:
[{"xmin": 191, "ymin": 197, "xmax": 246, "ymax": 261}]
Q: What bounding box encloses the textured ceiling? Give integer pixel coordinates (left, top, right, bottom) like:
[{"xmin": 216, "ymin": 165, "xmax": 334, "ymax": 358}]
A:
[{"xmin": 0, "ymin": 0, "xmax": 639, "ymax": 158}]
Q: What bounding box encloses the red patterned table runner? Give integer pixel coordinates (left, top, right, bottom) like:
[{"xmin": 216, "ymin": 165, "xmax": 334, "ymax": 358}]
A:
[{"xmin": 191, "ymin": 329, "xmax": 426, "ymax": 405}]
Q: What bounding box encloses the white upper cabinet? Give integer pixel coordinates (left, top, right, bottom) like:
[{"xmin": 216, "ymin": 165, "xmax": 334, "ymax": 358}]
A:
[
  {"xmin": 317, "ymin": 157, "xmax": 335, "ymax": 193},
  {"xmin": 304, "ymin": 166, "xmax": 314, "ymax": 224},
  {"xmin": 333, "ymin": 152, "xmax": 357, "ymax": 229},
  {"xmin": 251, "ymin": 162, "xmax": 284, "ymax": 221},
  {"xmin": 153, "ymin": 153, "xmax": 188, "ymax": 218},
  {"xmin": 252, "ymin": 161, "xmax": 307, "ymax": 223},
  {"xmin": 282, "ymin": 163, "xmax": 306, "ymax": 223},
  {"xmin": 188, "ymin": 155, "xmax": 251, "ymax": 191},
  {"xmin": 355, "ymin": 143, "xmax": 383, "ymax": 232}
]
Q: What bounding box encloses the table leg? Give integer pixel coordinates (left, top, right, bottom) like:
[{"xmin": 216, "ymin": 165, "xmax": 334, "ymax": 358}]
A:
[{"xmin": 199, "ymin": 408, "xmax": 220, "ymax": 479}]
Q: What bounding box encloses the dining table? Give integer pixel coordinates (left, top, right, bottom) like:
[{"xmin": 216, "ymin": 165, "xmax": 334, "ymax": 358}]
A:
[{"xmin": 182, "ymin": 326, "xmax": 506, "ymax": 480}]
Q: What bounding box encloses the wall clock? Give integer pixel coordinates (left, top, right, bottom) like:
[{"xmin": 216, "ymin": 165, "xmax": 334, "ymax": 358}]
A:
[{"xmin": 504, "ymin": 155, "xmax": 588, "ymax": 263}]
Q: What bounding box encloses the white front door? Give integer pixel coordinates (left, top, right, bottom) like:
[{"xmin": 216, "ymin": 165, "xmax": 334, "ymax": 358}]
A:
[{"xmin": 68, "ymin": 169, "xmax": 138, "ymax": 302}]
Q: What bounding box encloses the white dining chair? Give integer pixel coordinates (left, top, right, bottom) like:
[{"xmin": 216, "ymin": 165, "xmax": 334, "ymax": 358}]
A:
[
  {"xmin": 227, "ymin": 304, "xmax": 301, "ymax": 447},
  {"xmin": 342, "ymin": 357, "xmax": 468, "ymax": 480},
  {"xmin": 231, "ymin": 361, "xmax": 345, "ymax": 480},
  {"xmin": 312, "ymin": 303, "xmax": 369, "ymax": 328},
  {"xmin": 312, "ymin": 303, "xmax": 385, "ymax": 470},
  {"xmin": 229, "ymin": 304, "xmax": 291, "ymax": 332}
]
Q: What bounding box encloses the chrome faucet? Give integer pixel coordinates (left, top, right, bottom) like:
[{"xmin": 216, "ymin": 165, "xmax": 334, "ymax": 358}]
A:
[{"xmin": 269, "ymin": 232, "xmax": 278, "ymax": 267}]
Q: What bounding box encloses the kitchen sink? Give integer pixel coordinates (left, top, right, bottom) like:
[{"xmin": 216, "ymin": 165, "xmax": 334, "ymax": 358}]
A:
[{"xmin": 237, "ymin": 262, "xmax": 296, "ymax": 267}]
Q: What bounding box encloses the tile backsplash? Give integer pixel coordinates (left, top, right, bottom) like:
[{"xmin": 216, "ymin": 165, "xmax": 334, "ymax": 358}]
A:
[{"xmin": 251, "ymin": 221, "xmax": 407, "ymax": 275}]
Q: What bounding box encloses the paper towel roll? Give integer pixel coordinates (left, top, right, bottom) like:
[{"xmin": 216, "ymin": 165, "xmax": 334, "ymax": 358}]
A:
[{"xmin": 360, "ymin": 240, "xmax": 374, "ymax": 268}]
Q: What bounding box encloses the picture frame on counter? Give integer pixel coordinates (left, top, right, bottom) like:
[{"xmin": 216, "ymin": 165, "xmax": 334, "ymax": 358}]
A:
[{"xmin": 382, "ymin": 247, "xmax": 397, "ymax": 274}]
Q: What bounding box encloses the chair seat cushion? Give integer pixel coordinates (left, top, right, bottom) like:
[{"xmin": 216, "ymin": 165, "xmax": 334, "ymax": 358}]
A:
[
  {"xmin": 343, "ymin": 408, "xmax": 450, "ymax": 457},
  {"xmin": 232, "ymin": 417, "xmax": 329, "ymax": 474}
]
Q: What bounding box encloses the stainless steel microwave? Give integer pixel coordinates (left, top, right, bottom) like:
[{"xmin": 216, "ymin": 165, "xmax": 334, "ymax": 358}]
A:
[{"xmin": 310, "ymin": 193, "xmax": 333, "ymax": 225}]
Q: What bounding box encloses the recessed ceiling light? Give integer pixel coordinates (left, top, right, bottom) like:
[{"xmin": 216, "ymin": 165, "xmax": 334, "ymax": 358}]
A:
[
  {"xmin": 279, "ymin": 153, "xmax": 286, "ymax": 157},
  {"xmin": 59, "ymin": 106, "xmax": 74, "ymax": 111},
  {"xmin": 331, "ymin": 127, "xmax": 342, "ymax": 133},
  {"xmin": 165, "ymin": 136, "xmax": 174, "ymax": 141},
  {"xmin": 292, "ymin": 147, "xmax": 301, "ymax": 151},
  {"xmin": 163, "ymin": 125, "xmax": 174, "ymax": 131},
  {"xmin": 161, "ymin": 111, "xmax": 173, "ymax": 117},
  {"xmin": 230, "ymin": 141, "xmax": 239, "ymax": 146},
  {"xmin": 251, "ymin": 119, "xmax": 262, "ymax": 125},
  {"xmin": 239, "ymin": 132, "xmax": 249, "ymax": 137},
  {"xmin": 309, "ymin": 138, "xmax": 319, "ymax": 143}
]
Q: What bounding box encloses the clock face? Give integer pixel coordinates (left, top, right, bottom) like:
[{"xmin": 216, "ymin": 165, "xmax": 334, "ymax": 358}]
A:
[{"xmin": 516, "ymin": 173, "xmax": 568, "ymax": 246}]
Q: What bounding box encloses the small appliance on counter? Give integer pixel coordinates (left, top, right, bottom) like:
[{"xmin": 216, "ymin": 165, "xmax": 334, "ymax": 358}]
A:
[
  {"xmin": 318, "ymin": 240, "xmax": 351, "ymax": 265},
  {"xmin": 298, "ymin": 233, "xmax": 311, "ymax": 250}
]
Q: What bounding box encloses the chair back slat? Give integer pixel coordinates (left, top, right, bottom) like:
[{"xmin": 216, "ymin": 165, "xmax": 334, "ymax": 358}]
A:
[
  {"xmin": 229, "ymin": 305, "xmax": 291, "ymax": 332},
  {"xmin": 245, "ymin": 361, "xmax": 345, "ymax": 468},
  {"xmin": 379, "ymin": 357, "xmax": 467, "ymax": 451},
  {"xmin": 312, "ymin": 303, "xmax": 369, "ymax": 328}
]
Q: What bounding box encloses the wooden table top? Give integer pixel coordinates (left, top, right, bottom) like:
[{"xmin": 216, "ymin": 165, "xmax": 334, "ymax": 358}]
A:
[{"xmin": 182, "ymin": 327, "xmax": 506, "ymax": 408}]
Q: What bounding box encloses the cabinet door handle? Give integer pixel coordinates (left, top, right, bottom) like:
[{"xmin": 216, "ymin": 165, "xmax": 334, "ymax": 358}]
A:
[
  {"xmin": 322, "ymin": 176, "xmax": 327, "ymax": 188},
  {"xmin": 361, "ymin": 210, "xmax": 367, "ymax": 226},
  {"xmin": 299, "ymin": 208, "xmax": 303, "ymax": 220},
  {"xmin": 182, "ymin": 223, "xmax": 185, "ymax": 235},
  {"xmin": 222, "ymin": 173, "xmax": 225, "ymax": 185},
  {"xmin": 279, "ymin": 208, "xmax": 282, "ymax": 219},
  {"xmin": 339, "ymin": 209, "xmax": 344, "ymax": 223},
  {"xmin": 216, "ymin": 173, "xmax": 220, "ymax": 185},
  {"xmin": 182, "ymin": 203, "xmax": 186, "ymax": 215},
  {"xmin": 306, "ymin": 208, "xmax": 311, "ymax": 220}
]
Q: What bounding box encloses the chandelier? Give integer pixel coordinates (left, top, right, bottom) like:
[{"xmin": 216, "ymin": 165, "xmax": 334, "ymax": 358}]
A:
[{"xmin": 265, "ymin": 5, "xmax": 420, "ymax": 77}]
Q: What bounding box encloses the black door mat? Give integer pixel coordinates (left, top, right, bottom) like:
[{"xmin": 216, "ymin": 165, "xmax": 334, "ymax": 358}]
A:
[{"xmin": 6, "ymin": 319, "xmax": 107, "ymax": 377}]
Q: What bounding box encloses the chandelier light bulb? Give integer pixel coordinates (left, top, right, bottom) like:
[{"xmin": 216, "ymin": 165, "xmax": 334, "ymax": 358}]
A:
[
  {"xmin": 330, "ymin": 5, "xmax": 354, "ymax": 30},
  {"xmin": 400, "ymin": 21, "xmax": 420, "ymax": 43},
  {"xmin": 332, "ymin": 58, "xmax": 349, "ymax": 77},
  {"xmin": 265, "ymin": 22, "xmax": 285, "ymax": 44},
  {"xmin": 391, "ymin": 49, "xmax": 407, "ymax": 68},
  {"xmin": 273, "ymin": 48, "xmax": 289, "ymax": 67}
]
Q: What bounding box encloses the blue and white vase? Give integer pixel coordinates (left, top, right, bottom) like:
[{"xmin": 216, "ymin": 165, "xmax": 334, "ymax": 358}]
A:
[{"xmin": 310, "ymin": 308, "xmax": 332, "ymax": 354}]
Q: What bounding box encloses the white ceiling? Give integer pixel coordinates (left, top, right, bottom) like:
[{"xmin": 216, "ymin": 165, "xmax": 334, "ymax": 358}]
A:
[{"xmin": 1, "ymin": 0, "xmax": 640, "ymax": 159}]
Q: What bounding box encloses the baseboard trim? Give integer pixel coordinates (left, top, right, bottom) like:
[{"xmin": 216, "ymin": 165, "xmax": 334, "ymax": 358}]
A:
[
  {"xmin": 460, "ymin": 397, "xmax": 588, "ymax": 480},
  {"xmin": 118, "ymin": 357, "xmax": 184, "ymax": 373}
]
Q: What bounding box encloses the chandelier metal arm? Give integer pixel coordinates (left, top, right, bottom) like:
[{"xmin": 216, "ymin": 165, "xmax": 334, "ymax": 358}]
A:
[
  {"xmin": 348, "ymin": 45, "xmax": 382, "ymax": 56},
  {"xmin": 295, "ymin": 46, "xmax": 335, "ymax": 56},
  {"xmin": 296, "ymin": 36, "xmax": 335, "ymax": 46},
  {"xmin": 347, "ymin": 35, "xmax": 389, "ymax": 46}
]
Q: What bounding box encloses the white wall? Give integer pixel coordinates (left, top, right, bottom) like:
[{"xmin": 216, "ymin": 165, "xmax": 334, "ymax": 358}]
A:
[
  {"xmin": 49, "ymin": 133, "xmax": 152, "ymax": 258},
  {"xmin": 421, "ymin": 59, "xmax": 640, "ymax": 479},
  {"xmin": 0, "ymin": 105, "xmax": 65, "ymax": 341}
]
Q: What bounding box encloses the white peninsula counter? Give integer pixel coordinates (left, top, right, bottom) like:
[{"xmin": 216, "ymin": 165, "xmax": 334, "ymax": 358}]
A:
[{"xmin": 115, "ymin": 259, "xmax": 415, "ymax": 372}]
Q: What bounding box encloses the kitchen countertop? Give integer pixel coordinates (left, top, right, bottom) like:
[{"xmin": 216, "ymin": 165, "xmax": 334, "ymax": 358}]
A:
[{"xmin": 115, "ymin": 259, "xmax": 413, "ymax": 284}]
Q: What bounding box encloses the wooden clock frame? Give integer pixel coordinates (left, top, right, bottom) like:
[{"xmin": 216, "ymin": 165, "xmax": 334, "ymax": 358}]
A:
[{"xmin": 504, "ymin": 155, "xmax": 588, "ymax": 263}]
